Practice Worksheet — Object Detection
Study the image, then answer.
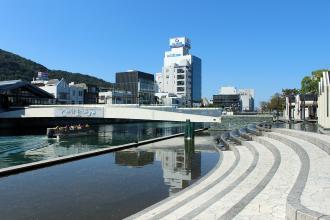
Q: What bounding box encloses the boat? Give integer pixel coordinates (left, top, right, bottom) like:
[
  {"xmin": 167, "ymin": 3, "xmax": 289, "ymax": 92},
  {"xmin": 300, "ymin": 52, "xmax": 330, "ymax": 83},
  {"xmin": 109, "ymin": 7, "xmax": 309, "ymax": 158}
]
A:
[{"xmin": 46, "ymin": 124, "xmax": 95, "ymax": 139}]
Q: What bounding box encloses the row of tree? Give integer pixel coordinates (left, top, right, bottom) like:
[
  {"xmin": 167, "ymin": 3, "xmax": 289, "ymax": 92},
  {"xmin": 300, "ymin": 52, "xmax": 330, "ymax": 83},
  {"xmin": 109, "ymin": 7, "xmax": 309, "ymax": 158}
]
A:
[
  {"xmin": 260, "ymin": 69, "xmax": 328, "ymax": 113},
  {"xmin": 0, "ymin": 49, "xmax": 114, "ymax": 88}
]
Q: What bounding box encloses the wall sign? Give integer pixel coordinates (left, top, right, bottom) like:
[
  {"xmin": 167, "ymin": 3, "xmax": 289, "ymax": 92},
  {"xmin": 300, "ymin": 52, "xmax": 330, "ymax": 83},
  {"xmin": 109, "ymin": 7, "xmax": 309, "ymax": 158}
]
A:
[{"xmin": 55, "ymin": 107, "xmax": 104, "ymax": 118}]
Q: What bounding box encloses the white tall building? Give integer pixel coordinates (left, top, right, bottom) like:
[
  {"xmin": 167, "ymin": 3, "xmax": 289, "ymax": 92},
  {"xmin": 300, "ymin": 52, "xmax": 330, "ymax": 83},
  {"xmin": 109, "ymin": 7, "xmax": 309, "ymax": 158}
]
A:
[
  {"xmin": 156, "ymin": 37, "xmax": 201, "ymax": 107},
  {"xmin": 238, "ymin": 89, "xmax": 255, "ymax": 111}
]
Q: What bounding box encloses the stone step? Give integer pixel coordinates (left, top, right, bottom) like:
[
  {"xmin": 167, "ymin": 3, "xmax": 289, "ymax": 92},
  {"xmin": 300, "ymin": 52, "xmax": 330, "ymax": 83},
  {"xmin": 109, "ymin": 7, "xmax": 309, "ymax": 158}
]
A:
[
  {"xmin": 191, "ymin": 141, "xmax": 274, "ymax": 220},
  {"xmin": 264, "ymin": 131, "xmax": 330, "ymax": 220},
  {"xmin": 273, "ymin": 128, "xmax": 330, "ymax": 155},
  {"xmin": 127, "ymin": 147, "xmax": 237, "ymax": 220},
  {"xmin": 128, "ymin": 144, "xmax": 256, "ymax": 220},
  {"xmin": 163, "ymin": 144, "xmax": 257, "ymax": 220},
  {"xmin": 234, "ymin": 136, "xmax": 300, "ymax": 220},
  {"xmin": 127, "ymin": 129, "xmax": 330, "ymax": 220}
]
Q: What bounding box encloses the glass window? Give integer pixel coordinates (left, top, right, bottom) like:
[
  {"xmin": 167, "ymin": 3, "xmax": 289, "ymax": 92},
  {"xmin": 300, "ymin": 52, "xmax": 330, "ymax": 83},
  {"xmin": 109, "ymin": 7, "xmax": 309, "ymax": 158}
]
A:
[
  {"xmin": 177, "ymin": 69, "xmax": 185, "ymax": 73},
  {"xmin": 177, "ymin": 81, "xmax": 184, "ymax": 86},
  {"xmin": 177, "ymin": 87, "xmax": 185, "ymax": 92},
  {"xmin": 177, "ymin": 75, "xmax": 184, "ymax": 79}
]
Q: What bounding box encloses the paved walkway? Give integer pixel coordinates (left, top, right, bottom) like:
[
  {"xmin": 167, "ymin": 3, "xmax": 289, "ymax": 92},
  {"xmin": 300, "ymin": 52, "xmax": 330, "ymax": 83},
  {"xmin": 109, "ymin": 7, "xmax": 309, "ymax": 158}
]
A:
[{"xmin": 126, "ymin": 129, "xmax": 330, "ymax": 220}]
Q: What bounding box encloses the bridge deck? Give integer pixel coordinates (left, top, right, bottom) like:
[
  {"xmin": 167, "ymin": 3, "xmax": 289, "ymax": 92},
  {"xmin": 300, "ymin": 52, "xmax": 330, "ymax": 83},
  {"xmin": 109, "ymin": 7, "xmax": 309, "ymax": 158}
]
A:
[{"xmin": 0, "ymin": 105, "xmax": 220, "ymax": 123}]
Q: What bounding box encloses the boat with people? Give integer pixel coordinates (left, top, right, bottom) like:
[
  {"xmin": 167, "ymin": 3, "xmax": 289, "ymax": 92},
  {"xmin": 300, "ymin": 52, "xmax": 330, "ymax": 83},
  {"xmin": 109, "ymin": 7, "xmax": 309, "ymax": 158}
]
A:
[{"xmin": 46, "ymin": 124, "xmax": 95, "ymax": 139}]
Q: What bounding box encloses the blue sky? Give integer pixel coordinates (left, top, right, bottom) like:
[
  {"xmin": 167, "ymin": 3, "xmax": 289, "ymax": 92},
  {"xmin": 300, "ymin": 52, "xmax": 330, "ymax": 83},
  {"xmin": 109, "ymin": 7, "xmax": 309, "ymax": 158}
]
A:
[{"xmin": 0, "ymin": 0, "xmax": 329, "ymax": 105}]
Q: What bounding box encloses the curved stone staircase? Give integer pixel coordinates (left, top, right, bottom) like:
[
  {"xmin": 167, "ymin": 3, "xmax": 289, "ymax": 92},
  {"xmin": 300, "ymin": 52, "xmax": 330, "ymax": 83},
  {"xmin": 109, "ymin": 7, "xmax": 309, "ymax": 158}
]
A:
[{"xmin": 126, "ymin": 126, "xmax": 330, "ymax": 220}]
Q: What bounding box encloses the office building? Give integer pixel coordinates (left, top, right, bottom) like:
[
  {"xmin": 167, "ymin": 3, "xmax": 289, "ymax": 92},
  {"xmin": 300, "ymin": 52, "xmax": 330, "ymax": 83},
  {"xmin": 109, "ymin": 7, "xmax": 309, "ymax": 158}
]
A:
[
  {"xmin": 98, "ymin": 90, "xmax": 133, "ymax": 104},
  {"xmin": 213, "ymin": 86, "xmax": 255, "ymax": 112},
  {"xmin": 116, "ymin": 70, "xmax": 155, "ymax": 105},
  {"xmin": 219, "ymin": 87, "xmax": 237, "ymax": 95},
  {"xmin": 155, "ymin": 92, "xmax": 183, "ymax": 106},
  {"xmin": 213, "ymin": 94, "xmax": 241, "ymax": 112},
  {"xmin": 73, "ymin": 83, "xmax": 100, "ymax": 104},
  {"xmin": 156, "ymin": 37, "xmax": 202, "ymax": 107},
  {"xmin": 238, "ymin": 89, "xmax": 255, "ymax": 111}
]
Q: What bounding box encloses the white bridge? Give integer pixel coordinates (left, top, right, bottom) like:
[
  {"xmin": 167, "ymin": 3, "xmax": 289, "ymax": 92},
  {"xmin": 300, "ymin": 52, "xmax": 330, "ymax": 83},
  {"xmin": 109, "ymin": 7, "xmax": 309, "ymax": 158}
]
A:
[{"xmin": 0, "ymin": 105, "xmax": 221, "ymax": 123}]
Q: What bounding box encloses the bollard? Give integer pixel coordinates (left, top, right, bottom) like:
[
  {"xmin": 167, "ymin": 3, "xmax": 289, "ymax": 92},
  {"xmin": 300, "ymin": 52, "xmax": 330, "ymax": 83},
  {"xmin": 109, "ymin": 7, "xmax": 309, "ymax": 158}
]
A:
[
  {"xmin": 184, "ymin": 138, "xmax": 195, "ymax": 154},
  {"xmin": 185, "ymin": 119, "xmax": 195, "ymax": 140}
]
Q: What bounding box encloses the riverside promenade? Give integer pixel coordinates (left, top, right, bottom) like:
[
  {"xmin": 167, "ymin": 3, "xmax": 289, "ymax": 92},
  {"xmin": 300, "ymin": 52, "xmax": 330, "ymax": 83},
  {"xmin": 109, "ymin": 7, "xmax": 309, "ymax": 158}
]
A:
[{"xmin": 127, "ymin": 128, "xmax": 330, "ymax": 220}]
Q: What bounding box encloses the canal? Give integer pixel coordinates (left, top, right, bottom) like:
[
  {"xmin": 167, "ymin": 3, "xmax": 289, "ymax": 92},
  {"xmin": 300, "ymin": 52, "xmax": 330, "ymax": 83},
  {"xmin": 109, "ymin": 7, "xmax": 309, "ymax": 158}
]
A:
[
  {"xmin": 0, "ymin": 122, "xmax": 219, "ymax": 220},
  {"xmin": 0, "ymin": 122, "xmax": 196, "ymax": 169}
]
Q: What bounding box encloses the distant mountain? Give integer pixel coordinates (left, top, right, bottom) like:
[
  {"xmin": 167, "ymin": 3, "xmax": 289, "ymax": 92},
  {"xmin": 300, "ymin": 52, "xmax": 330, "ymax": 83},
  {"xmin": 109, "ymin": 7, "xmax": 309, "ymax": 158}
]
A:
[{"xmin": 0, "ymin": 49, "xmax": 113, "ymax": 87}]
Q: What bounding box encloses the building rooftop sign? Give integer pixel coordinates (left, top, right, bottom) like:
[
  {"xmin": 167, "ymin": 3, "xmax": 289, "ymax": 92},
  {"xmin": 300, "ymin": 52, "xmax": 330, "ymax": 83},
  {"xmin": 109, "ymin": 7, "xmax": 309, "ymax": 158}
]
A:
[{"xmin": 170, "ymin": 37, "xmax": 191, "ymax": 49}]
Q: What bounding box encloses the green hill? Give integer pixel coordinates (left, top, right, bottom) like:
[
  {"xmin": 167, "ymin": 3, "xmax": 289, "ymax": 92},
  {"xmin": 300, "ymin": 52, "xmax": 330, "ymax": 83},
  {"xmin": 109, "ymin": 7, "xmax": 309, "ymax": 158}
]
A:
[{"xmin": 0, "ymin": 49, "xmax": 113, "ymax": 87}]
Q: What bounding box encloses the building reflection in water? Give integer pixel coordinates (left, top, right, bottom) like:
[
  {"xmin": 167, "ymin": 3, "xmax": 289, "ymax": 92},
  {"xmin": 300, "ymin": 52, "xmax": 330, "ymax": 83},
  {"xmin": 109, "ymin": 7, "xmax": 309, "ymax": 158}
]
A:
[
  {"xmin": 156, "ymin": 139, "xmax": 201, "ymax": 195},
  {"xmin": 97, "ymin": 123, "xmax": 184, "ymax": 144},
  {"xmin": 23, "ymin": 123, "xmax": 185, "ymax": 162},
  {"xmin": 115, "ymin": 151, "xmax": 154, "ymax": 167},
  {"xmin": 113, "ymin": 139, "xmax": 201, "ymax": 195},
  {"xmin": 23, "ymin": 122, "xmax": 201, "ymax": 195}
]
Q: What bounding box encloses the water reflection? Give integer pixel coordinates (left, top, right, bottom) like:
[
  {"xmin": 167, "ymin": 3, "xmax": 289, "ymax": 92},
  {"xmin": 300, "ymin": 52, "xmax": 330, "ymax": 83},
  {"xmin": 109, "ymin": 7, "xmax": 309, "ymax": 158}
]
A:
[
  {"xmin": 115, "ymin": 151, "xmax": 154, "ymax": 167},
  {"xmin": 0, "ymin": 134, "xmax": 218, "ymax": 220},
  {"xmin": 114, "ymin": 139, "xmax": 201, "ymax": 195},
  {"xmin": 0, "ymin": 122, "xmax": 189, "ymax": 169},
  {"xmin": 157, "ymin": 139, "xmax": 201, "ymax": 195},
  {"xmin": 273, "ymin": 121, "xmax": 319, "ymax": 133}
]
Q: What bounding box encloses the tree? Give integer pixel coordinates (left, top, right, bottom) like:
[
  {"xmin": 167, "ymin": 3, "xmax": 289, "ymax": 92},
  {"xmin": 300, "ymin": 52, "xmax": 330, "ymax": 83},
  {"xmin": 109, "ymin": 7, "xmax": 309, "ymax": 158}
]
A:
[
  {"xmin": 259, "ymin": 101, "xmax": 269, "ymax": 112},
  {"xmin": 300, "ymin": 69, "xmax": 328, "ymax": 94},
  {"xmin": 311, "ymin": 69, "xmax": 326, "ymax": 79},
  {"xmin": 301, "ymin": 76, "xmax": 319, "ymax": 94},
  {"xmin": 282, "ymin": 88, "xmax": 300, "ymax": 96},
  {"xmin": 267, "ymin": 93, "xmax": 285, "ymax": 112},
  {"xmin": 259, "ymin": 92, "xmax": 285, "ymax": 113}
]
